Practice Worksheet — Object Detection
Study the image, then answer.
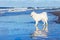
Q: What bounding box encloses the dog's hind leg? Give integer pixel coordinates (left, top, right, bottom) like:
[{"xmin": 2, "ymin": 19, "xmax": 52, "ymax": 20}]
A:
[
  {"xmin": 45, "ymin": 20, "xmax": 48, "ymax": 32},
  {"xmin": 42, "ymin": 21, "xmax": 46, "ymax": 30},
  {"xmin": 46, "ymin": 20, "xmax": 48, "ymax": 26},
  {"xmin": 42, "ymin": 19, "xmax": 45, "ymax": 26},
  {"xmin": 43, "ymin": 20, "xmax": 48, "ymax": 32}
]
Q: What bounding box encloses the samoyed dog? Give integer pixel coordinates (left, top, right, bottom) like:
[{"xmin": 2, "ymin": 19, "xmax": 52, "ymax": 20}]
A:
[{"xmin": 31, "ymin": 11, "xmax": 48, "ymax": 27}]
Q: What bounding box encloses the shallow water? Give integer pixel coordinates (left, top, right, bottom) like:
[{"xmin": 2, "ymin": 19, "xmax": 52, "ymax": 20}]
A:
[{"xmin": 0, "ymin": 10, "xmax": 60, "ymax": 40}]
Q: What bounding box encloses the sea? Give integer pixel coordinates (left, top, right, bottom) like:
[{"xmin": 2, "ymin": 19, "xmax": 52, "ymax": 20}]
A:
[{"xmin": 0, "ymin": 7, "xmax": 60, "ymax": 40}]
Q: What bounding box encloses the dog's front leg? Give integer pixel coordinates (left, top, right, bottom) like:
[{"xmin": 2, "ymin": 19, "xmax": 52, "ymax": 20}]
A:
[{"xmin": 35, "ymin": 21, "xmax": 38, "ymax": 26}]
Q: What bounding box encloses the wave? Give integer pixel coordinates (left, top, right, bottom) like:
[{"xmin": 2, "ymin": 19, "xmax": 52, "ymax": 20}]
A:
[
  {"xmin": 0, "ymin": 7, "xmax": 60, "ymax": 16},
  {"xmin": 0, "ymin": 7, "xmax": 60, "ymax": 13}
]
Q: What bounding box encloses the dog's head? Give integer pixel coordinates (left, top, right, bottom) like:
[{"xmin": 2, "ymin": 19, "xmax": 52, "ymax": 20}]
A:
[{"xmin": 31, "ymin": 11, "xmax": 36, "ymax": 17}]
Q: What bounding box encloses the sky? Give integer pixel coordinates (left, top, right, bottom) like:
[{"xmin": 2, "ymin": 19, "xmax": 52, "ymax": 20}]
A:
[{"xmin": 0, "ymin": 0, "xmax": 60, "ymax": 8}]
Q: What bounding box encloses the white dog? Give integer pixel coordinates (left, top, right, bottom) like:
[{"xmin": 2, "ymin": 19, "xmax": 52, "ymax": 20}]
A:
[{"xmin": 31, "ymin": 11, "xmax": 48, "ymax": 27}]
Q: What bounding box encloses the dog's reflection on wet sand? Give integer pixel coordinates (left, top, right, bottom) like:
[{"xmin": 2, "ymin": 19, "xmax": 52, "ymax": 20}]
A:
[{"xmin": 32, "ymin": 25, "xmax": 48, "ymax": 38}]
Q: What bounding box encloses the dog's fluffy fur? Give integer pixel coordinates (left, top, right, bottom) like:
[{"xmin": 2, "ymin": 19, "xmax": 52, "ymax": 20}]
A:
[{"xmin": 31, "ymin": 11, "xmax": 48, "ymax": 27}]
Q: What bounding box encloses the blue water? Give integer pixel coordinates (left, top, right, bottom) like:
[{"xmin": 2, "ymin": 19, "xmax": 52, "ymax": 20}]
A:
[{"xmin": 0, "ymin": 9, "xmax": 60, "ymax": 40}]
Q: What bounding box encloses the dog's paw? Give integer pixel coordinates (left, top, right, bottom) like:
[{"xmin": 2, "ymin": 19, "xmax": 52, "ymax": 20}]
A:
[
  {"xmin": 35, "ymin": 24, "xmax": 37, "ymax": 26},
  {"xmin": 46, "ymin": 24, "xmax": 48, "ymax": 26}
]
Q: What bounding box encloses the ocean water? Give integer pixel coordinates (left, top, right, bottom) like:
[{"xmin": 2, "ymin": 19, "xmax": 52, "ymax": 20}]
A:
[{"xmin": 0, "ymin": 9, "xmax": 60, "ymax": 40}]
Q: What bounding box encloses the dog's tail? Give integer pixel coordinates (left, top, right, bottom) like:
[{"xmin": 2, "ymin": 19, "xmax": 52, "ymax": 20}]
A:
[
  {"xmin": 42, "ymin": 12, "xmax": 48, "ymax": 20},
  {"xmin": 42, "ymin": 12, "xmax": 47, "ymax": 15}
]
